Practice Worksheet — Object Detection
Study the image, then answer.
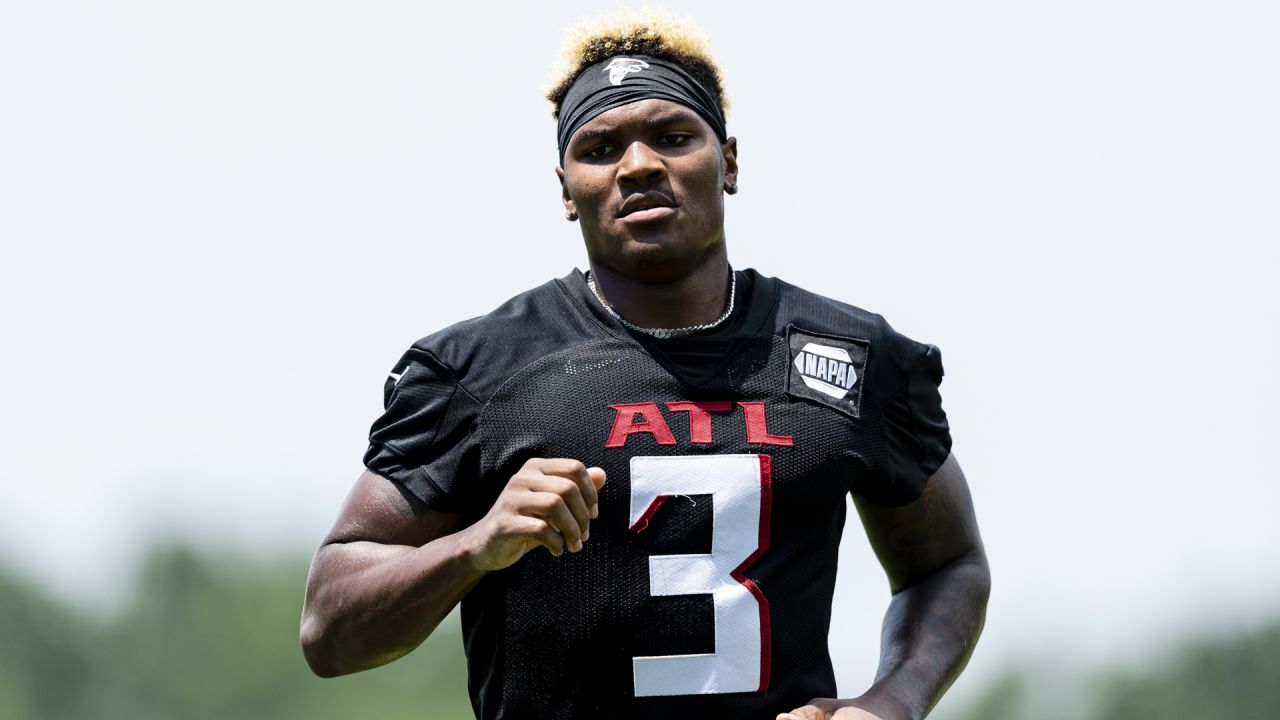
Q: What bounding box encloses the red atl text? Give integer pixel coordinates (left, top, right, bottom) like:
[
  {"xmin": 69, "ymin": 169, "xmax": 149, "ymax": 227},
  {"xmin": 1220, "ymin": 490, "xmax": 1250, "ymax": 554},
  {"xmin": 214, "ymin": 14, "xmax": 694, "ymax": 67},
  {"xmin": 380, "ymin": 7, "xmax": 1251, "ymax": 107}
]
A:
[{"xmin": 605, "ymin": 401, "xmax": 794, "ymax": 448}]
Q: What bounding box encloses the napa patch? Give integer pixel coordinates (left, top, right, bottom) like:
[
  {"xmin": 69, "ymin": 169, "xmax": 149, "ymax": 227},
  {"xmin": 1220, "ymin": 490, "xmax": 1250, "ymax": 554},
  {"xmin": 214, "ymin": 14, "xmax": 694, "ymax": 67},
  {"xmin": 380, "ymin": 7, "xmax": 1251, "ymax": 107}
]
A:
[{"xmin": 785, "ymin": 326, "xmax": 869, "ymax": 418}]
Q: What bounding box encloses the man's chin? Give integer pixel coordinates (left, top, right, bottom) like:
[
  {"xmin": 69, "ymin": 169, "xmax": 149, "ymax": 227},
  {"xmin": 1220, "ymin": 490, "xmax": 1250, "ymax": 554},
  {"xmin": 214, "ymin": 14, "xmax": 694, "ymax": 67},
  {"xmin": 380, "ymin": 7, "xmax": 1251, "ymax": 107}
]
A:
[
  {"xmin": 614, "ymin": 219, "xmax": 683, "ymax": 247},
  {"xmin": 606, "ymin": 242, "xmax": 719, "ymax": 284}
]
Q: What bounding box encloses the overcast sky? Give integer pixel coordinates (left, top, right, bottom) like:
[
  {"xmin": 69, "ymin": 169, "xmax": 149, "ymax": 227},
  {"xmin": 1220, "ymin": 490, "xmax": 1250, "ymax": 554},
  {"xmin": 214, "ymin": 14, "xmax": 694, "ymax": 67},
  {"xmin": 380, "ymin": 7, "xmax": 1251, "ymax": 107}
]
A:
[{"xmin": 2, "ymin": 0, "xmax": 1277, "ymax": 705}]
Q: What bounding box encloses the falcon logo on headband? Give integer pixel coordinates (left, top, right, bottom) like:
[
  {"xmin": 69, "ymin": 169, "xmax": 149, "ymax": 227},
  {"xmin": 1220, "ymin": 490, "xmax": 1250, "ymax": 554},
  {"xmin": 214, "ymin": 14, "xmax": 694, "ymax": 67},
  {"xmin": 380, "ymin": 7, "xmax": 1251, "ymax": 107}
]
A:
[{"xmin": 604, "ymin": 57, "xmax": 650, "ymax": 85}]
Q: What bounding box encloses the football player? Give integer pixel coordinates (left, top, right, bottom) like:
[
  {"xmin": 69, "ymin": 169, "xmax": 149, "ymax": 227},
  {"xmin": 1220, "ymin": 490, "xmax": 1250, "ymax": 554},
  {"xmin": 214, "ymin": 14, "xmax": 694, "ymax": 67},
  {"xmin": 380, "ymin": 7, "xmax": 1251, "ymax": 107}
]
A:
[{"xmin": 301, "ymin": 10, "xmax": 990, "ymax": 720}]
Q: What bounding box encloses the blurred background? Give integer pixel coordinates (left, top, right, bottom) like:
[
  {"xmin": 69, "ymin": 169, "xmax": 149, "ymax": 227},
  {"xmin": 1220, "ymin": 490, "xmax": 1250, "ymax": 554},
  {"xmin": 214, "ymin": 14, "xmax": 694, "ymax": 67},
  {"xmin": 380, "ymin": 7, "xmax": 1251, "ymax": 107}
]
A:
[{"xmin": 2, "ymin": 1, "xmax": 1277, "ymax": 718}]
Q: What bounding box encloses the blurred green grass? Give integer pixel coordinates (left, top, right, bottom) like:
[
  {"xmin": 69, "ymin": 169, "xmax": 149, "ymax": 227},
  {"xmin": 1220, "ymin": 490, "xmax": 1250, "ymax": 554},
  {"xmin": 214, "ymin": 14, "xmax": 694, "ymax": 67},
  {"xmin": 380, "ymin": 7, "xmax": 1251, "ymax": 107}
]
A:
[
  {"xmin": 0, "ymin": 546, "xmax": 473, "ymax": 720},
  {"xmin": 2, "ymin": 545, "xmax": 1277, "ymax": 719}
]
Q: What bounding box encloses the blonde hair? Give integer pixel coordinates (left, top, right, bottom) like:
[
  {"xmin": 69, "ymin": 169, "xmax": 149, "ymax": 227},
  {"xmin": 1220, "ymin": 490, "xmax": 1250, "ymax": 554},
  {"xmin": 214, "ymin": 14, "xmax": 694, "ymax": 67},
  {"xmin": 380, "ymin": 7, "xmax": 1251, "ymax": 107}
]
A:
[{"xmin": 546, "ymin": 7, "xmax": 729, "ymax": 119}]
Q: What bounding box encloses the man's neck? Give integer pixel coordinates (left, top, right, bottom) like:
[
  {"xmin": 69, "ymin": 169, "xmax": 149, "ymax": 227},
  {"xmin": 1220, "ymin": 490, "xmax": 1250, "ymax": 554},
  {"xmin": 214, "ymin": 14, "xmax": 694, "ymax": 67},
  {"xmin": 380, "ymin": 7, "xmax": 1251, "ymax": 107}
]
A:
[{"xmin": 588, "ymin": 249, "xmax": 733, "ymax": 331}]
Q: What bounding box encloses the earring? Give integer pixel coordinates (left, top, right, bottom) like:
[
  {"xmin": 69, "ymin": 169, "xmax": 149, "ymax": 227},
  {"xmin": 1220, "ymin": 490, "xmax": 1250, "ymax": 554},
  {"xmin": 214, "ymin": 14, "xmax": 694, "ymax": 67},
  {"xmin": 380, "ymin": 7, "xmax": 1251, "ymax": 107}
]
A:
[
  {"xmin": 565, "ymin": 209, "xmax": 578, "ymax": 221},
  {"xmin": 725, "ymin": 183, "xmax": 738, "ymax": 195}
]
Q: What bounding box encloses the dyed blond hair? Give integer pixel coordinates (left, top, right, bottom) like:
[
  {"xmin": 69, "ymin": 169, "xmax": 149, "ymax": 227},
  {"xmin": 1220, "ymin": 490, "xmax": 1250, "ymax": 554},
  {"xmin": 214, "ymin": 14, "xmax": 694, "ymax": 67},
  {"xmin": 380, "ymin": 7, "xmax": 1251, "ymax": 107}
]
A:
[{"xmin": 546, "ymin": 8, "xmax": 729, "ymax": 119}]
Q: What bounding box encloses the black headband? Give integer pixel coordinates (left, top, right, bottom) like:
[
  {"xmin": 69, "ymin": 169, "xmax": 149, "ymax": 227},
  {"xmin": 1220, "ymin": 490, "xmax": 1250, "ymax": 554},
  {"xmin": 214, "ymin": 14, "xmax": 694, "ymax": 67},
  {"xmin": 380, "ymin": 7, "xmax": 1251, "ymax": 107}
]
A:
[{"xmin": 556, "ymin": 55, "xmax": 727, "ymax": 163}]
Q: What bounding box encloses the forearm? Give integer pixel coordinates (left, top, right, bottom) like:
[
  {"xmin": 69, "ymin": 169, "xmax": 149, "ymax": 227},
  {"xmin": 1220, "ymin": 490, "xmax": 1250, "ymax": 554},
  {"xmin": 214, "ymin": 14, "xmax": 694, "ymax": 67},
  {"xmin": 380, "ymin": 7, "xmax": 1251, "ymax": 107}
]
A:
[
  {"xmin": 300, "ymin": 527, "xmax": 486, "ymax": 677},
  {"xmin": 858, "ymin": 550, "xmax": 991, "ymax": 720}
]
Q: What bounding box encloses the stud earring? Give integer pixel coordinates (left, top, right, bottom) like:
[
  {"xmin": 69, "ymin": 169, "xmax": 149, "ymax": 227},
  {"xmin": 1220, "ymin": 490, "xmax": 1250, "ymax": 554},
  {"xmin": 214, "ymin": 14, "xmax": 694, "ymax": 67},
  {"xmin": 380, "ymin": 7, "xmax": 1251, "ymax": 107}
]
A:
[
  {"xmin": 565, "ymin": 209, "xmax": 578, "ymax": 221},
  {"xmin": 725, "ymin": 183, "xmax": 738, "ymax": 195}
]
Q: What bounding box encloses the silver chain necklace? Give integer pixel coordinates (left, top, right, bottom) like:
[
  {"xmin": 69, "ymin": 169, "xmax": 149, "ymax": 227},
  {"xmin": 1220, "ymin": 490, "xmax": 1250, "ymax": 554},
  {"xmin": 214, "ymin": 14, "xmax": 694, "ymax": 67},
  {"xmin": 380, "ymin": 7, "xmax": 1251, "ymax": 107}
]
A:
[{"xmin": 585, "ymin": 268, "xmax": 736, "ymax": 339}]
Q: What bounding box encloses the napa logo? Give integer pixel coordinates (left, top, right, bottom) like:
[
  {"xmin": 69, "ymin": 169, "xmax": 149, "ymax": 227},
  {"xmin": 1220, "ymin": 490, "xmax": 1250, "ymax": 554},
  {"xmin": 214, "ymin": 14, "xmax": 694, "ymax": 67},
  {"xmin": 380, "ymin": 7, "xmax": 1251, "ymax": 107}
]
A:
[
  {"xmin": 793, "ymin": 342, "xmax": 859, "ymax": 400},
  {"xmin": 605, "ymin": 57, "xmax": 650, "ymax": 85}
]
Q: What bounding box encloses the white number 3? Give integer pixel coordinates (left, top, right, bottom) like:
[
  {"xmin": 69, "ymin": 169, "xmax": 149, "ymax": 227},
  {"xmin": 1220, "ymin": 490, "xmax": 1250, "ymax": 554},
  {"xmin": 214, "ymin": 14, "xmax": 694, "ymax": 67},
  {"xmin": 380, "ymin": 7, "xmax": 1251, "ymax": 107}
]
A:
[{"xmin": 628, "ymin": 454, "xmax": 773, "ymax": 697}]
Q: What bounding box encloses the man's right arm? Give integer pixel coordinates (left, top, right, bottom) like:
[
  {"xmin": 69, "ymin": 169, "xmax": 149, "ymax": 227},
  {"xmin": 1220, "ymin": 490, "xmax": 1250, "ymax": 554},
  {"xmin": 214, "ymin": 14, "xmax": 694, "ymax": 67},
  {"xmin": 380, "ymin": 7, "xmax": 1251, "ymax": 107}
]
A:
[{"xmin": 299, "ymin": 460, "xmax": 605, "ymax": 677}]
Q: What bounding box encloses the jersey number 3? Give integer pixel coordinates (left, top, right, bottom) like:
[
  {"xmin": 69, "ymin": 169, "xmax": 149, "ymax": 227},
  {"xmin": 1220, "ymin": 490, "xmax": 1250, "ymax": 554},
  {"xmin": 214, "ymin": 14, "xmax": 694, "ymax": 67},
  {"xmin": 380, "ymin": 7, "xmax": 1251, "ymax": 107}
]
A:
[{"xmin": 628, "ymin": 454, "xmax": 773, "ymax": 697}]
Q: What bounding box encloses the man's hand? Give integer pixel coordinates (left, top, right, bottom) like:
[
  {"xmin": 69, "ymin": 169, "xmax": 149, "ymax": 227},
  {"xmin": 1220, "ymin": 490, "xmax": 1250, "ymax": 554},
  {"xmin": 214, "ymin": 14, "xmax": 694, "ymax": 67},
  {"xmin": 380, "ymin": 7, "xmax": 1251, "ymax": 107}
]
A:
[
  {"xmin": 779, "ymin": 698, "xmax": 887, "ymax": 720},
  {"xmin": 301, "ymin": 460, "xmax": 607, "ymax": 677},
  {"xmin": 460, "ymin": 458, "xmax": 607, "ymax": 572}
]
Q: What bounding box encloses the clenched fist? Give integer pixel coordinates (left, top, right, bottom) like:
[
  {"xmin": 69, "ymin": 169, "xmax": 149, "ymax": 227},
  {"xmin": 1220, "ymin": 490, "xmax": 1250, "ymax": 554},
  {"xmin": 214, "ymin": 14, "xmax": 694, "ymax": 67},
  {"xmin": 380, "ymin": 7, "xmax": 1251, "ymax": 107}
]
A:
[{"xmin": 461, "ymin": 458, "xmax": 607, "ymax": 572}]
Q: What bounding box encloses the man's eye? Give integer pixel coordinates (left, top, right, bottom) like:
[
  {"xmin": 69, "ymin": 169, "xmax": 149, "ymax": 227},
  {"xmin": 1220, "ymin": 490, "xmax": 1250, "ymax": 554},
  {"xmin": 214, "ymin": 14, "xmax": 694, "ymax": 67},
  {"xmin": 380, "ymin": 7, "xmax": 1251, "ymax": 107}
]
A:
[
  {"xmin": 659, "ymin": 134, "xmax": 691, "ymax": 146},
  {"xmin": 586, "ymin": 145, "xmax": 612, "ymax": 159}
]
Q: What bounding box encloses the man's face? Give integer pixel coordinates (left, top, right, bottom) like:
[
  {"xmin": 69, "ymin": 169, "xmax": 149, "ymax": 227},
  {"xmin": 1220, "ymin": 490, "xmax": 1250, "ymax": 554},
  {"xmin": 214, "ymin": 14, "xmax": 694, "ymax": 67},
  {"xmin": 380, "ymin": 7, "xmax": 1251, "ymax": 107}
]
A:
[{"xmin": 558, "ymin": 98, "xmax": 738, "ymax": 283}]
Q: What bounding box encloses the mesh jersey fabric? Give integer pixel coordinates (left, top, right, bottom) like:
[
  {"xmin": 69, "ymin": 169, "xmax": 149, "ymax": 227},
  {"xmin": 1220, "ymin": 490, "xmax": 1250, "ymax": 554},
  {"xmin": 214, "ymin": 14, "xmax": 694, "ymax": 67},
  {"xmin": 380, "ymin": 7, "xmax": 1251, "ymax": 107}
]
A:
[{"xmin": 363, "ymin": 268, "xmax": 951, "ymax": 719}]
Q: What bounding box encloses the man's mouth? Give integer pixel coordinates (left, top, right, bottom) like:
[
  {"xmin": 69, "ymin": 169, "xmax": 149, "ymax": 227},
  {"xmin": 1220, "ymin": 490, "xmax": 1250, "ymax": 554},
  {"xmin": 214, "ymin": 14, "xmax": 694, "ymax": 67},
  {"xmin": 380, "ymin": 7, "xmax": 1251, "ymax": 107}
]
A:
[{"xmin": 618, "ymin": 192, "xmax": 678, "ymax": 219}]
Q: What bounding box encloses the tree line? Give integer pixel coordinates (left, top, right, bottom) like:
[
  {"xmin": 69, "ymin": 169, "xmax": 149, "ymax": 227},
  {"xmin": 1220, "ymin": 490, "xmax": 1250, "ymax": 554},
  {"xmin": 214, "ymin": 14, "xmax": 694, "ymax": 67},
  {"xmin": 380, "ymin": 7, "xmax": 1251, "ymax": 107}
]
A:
[{"xmin": 1, "ymin": 546, "xmax": 1275, "ymax": 719}]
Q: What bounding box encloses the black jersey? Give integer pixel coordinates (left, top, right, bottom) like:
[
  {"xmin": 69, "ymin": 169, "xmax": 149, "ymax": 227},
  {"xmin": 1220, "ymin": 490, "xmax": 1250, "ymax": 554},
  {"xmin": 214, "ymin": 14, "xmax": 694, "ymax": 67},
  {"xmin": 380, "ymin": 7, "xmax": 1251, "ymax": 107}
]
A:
[{"xmin": 364, "ymin": 269, "xmax": 951, "ymax": 720}]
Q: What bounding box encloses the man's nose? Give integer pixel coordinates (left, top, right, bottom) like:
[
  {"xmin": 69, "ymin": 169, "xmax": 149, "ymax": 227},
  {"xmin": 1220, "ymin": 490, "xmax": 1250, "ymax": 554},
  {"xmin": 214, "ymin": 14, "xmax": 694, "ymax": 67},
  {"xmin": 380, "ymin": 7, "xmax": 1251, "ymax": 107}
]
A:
[{"xmin": 617, "ymin": 141, "xmax": 666, "ymax": 186}]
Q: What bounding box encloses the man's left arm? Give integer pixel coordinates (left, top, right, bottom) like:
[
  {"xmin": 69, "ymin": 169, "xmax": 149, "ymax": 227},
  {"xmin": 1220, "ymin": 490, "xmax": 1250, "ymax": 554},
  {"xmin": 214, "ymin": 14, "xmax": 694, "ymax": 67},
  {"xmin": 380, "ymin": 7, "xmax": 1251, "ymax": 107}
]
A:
[{"xmin": 781, "ymin": 453, "xmax": 991, "ymax": 720}]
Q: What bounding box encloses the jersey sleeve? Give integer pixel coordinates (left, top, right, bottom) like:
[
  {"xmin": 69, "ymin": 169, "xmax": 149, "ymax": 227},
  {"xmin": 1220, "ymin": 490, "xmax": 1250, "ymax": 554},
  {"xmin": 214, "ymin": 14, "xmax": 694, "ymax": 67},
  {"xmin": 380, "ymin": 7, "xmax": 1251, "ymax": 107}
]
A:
[
  {"xmin": 859, "ymin": 344, "xmax": 952, "ymax": 507},
  {"xmin": 362, "ymin": 346, "xmax": 483, "ymax": 512}
]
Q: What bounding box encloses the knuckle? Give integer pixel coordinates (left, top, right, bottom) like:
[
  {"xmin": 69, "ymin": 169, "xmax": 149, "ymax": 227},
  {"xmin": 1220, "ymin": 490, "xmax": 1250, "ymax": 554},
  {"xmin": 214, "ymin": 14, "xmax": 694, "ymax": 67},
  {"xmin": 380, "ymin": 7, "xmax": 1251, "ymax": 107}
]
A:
[
  {"xmin": 554, "ymin": 509, "xmax": 578, "ymax": 530},
  {"xmin": 493, "ymin": 495, "xmax": 519, "ymax": 515}
]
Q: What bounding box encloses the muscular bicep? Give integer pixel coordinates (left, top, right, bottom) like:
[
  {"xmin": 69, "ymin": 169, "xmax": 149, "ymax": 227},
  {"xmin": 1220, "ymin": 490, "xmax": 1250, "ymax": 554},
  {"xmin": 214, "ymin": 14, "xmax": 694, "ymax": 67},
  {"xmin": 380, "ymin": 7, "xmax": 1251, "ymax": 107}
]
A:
[
  {"xmin": 321, "ymin": 469, "xmax": 464, "ymax": 549},
  {"xmin": 853, "ymin": 453, "xmax": 984, "ymax": 593}
]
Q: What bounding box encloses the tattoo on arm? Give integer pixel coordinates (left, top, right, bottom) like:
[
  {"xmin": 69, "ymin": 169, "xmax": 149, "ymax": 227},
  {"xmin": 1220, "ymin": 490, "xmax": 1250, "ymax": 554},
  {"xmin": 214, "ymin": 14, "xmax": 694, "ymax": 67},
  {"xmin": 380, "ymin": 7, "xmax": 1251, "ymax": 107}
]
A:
[
  {"xmin": 852, "ymin": 454, "xmax": 991, "ymax": 718},
  {"xmin": 858, "ymin": 454, "xmax": 982, "ymax": 593},
  {"xmin": 379, "ymin": 479, "xmax": 424, "ymax": 520}
]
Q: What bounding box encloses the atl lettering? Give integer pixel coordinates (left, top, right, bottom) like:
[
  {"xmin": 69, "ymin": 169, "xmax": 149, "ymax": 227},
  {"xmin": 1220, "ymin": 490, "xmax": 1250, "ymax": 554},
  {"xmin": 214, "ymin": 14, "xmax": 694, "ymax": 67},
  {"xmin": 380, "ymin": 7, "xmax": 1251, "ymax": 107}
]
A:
[{"xmin": 605, "ymin": 401, "xmax": 794, "ymax": 448}]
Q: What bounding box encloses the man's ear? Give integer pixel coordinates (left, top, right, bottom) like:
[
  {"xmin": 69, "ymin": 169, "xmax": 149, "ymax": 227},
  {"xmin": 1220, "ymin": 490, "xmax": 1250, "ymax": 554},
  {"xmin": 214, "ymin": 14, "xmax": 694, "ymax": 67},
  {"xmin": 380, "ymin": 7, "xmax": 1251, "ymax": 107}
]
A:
[
  {"xmin": 556, "ymin": 166, "xmax": 575, "ymax": 216},
  {"xmin": 721, "ymin": 137, "xmax": 739, "ymax": 194}
]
